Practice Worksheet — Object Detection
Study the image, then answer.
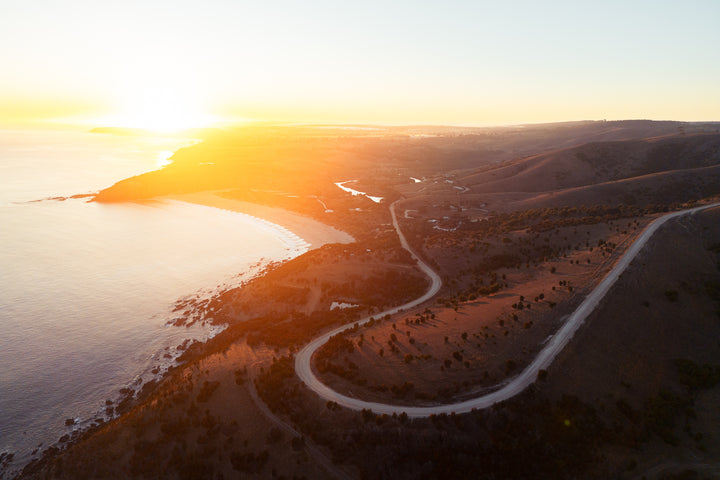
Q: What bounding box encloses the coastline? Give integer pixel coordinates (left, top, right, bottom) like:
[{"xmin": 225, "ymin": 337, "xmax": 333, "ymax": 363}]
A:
[
  {"xmin": 7, "ymin": 192, "xmax": 355, "ymax": 477},
  {"xmin": 160, "ymin": 191, "xmax": 355, "ymax": 249}
]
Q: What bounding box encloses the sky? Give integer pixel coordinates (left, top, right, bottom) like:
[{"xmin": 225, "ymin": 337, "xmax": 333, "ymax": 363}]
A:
[{"xmin": 1, "ymin": 0, "xmax": 719, "ymax": 129}]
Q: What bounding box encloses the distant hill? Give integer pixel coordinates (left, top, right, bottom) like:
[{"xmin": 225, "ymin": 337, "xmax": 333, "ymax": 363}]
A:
[
  {"xmin": 93, "ymin": 121, "xmax": 720, "ymax": 203},
  {"xmin": 459, "ymin": 133, "xmax": 720, "ymax": 208}
]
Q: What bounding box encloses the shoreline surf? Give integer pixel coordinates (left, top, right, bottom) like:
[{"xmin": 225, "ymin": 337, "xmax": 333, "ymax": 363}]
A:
[
  {"xmin": 160, "ymin": 191, "xmax": 355, "ymax": 249},
  {"xmin": 2, "ymin": 192, "xmax": 354, "ymax": 476}
]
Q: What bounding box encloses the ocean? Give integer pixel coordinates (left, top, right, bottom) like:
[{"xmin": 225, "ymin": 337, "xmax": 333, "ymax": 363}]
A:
[{"xmin": 0, "ymin": 129, "xmax": 307, "ymax": 471}]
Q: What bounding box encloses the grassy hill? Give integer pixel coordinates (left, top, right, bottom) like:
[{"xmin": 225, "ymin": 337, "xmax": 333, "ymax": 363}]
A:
[
  {"xmin": 460, "ymin": 133, "xmax": 720, "ymax": 193},
  {"xmin": 453, "ymin": 133, "xmax": 720, "ymax": 211},
  {"xmin": 93, "ymin": 122, "xmax": 720, "ymax": 204}
]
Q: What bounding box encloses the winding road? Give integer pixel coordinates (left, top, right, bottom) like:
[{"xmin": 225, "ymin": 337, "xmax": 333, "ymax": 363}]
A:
[{"xmin": 295, "ymin": 201, "xmax": 720, "ymax": 418}]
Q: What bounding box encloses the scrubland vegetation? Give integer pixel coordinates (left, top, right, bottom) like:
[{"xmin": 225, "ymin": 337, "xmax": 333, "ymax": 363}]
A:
[{"xmin": 13, "ymin": 121, "xmax": 720, "ymax": 480}]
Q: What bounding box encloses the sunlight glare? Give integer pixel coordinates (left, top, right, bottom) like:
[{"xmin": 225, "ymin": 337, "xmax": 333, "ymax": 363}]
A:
[
  {"xmin": 156, "ymin": 150, "xmax": 174, "ymax": 168},
  {"xmin": 103, "ymin": 82, "xmax": 221, "ymax": 133}
]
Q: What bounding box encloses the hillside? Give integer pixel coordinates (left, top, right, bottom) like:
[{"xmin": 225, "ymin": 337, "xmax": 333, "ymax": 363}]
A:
[
  {"xmin": 92, "ymin": 122, "xmax": 720, "ymax": 204},
  {"xmin": 509, "ymin": 164, "xmax": 720, "ymax": 210},
  {"xmin": 460, "ymin": 133, "xmax": 720, "ymax": 194},
  {"xmin": 544, "ymin": 206, "xmax": 720, "ymax": 478}
]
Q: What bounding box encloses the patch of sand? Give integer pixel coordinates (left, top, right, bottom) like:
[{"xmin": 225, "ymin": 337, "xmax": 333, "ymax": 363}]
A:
[{"xmin": 164, "ymin": 191, "xmax": 355, "ymax": 249}]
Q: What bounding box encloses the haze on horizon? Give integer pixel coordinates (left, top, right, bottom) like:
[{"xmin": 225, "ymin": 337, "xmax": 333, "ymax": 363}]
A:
[{"xmin": 1, "ymin": 0, "xmax": 719, "ymax": 131}]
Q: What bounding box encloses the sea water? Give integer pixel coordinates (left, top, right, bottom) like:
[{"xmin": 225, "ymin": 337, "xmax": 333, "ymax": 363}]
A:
[{"xmin": 0, "ymin": 129, "xmax": 306, "ymax": 471}]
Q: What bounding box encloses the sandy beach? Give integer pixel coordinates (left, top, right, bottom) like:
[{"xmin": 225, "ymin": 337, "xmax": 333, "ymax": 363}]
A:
[{"xmin": 163, "ymin": 191, "xmax": 354, "ymax": 249}]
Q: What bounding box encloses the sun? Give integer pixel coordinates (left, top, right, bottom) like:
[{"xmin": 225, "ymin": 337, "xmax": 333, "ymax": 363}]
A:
[{"xmin": 101, "ymin": 83, "xmax": 222, "ymax": 133}]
